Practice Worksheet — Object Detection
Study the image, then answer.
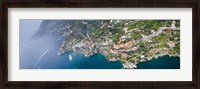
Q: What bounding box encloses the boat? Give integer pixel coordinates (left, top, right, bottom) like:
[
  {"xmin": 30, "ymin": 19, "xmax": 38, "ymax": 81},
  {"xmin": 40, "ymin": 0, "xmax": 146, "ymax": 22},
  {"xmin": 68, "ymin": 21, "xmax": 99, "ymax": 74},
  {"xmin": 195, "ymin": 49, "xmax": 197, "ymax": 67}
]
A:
[{"xmin": 69, "ymin": 54, "xmax": 73, "ymax": 61}]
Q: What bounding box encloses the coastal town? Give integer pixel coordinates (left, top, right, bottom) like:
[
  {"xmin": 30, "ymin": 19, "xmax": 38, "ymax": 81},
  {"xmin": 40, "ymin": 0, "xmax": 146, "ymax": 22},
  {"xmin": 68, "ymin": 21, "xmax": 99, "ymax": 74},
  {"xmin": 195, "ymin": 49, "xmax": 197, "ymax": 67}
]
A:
[{"xmin": 57, "ymin": 20, "xmax": 180, "ymax": 69}]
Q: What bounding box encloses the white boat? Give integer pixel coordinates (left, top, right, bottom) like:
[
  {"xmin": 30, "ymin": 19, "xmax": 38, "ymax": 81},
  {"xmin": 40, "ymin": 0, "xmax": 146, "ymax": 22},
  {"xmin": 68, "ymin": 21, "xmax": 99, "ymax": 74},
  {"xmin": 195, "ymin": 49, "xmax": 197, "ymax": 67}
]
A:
[{"xmin": 69, "ymin": 54, "xmax": 73, "ymax": 61}]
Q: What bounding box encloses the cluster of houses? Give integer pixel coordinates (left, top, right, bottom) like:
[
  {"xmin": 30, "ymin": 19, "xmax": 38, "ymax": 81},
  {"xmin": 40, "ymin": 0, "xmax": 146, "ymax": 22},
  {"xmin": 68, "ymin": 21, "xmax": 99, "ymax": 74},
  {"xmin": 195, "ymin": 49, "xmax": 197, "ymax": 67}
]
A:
[
  {"xmin": 113, "ymin": 40, "xmax": 135, "ymax": 49},
  {"xmin": 123, "ymin": 62, "xmax": 137, "ymax": 69},
  {"xmin": 167, "ymin": 41, "xmax": 175, "ymax": 48},
  {"xmin": 72, "ymin": 38, "xmax": 95, "ymax": 57},
  {"xmin": 58, "ymin": 41, "xmax": 68, "ymax": 55},
  {"xmin": 110, "ymin": 36, "xmax": 137, "ymax": 58}
]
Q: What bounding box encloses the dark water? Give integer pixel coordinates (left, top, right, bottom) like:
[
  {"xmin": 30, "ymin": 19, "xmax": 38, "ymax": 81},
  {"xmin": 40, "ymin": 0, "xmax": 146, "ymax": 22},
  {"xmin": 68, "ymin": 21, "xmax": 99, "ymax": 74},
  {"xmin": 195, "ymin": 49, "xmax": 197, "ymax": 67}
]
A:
[{"xmin": 136, "ymin": 55, "xmax": 180, "ymax": 69}]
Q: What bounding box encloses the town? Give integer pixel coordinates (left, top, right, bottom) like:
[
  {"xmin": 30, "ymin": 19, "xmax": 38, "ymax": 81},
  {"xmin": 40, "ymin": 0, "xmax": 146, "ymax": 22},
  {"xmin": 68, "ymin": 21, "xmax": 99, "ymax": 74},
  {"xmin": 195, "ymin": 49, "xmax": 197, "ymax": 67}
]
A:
[{"xmin": 58, "ymin": 20, "xmax": 180, "ymax": 69}]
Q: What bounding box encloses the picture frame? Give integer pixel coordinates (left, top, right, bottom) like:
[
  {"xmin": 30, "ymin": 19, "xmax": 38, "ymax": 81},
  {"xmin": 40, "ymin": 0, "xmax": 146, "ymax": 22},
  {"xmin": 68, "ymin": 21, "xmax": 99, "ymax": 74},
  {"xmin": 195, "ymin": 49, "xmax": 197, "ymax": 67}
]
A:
[{"xmin": 1, "ymin": 0, "xmax": 199, "ymax": 89}]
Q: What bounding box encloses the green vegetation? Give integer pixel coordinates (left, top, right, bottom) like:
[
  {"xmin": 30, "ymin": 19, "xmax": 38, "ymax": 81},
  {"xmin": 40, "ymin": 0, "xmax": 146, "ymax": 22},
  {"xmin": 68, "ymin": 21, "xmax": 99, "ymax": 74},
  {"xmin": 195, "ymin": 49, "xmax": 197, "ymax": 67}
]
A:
[
  {"xmin": 112, "ymin": 33, "xmax": 121, "ymax": 43},
  {"xmin": 174, "ymin": 43, "xmax": 180, "ymax": 53},
  {"xmin": 52, "ymin": 20, "xmax": 180, "ymax": 69},
  {"xmin": 131, "ymin": 32, "xmax": 142, "ymax": 40},
  {"xmin": 139, "ymin": 42, "xmax": 145, "ymax": 47},
  {"xmin": 94, "ymin": 28, "xmax": 104, "ymax": 35},
  {"xmin": 128, "ymin": 21, "xmax": 149, "ymax": 30},
  {"xmin": 115, "ymin": 22, "xmax": 123, "ymax": 27}
]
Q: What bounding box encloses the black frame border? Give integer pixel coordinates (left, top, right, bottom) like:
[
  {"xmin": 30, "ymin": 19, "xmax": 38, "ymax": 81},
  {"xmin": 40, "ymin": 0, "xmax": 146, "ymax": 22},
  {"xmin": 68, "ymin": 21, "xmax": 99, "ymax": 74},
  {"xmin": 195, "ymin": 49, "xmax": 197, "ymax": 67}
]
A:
[{"xmin": 1, "ymin": 0, "xmax": 199, "ymax": 89}]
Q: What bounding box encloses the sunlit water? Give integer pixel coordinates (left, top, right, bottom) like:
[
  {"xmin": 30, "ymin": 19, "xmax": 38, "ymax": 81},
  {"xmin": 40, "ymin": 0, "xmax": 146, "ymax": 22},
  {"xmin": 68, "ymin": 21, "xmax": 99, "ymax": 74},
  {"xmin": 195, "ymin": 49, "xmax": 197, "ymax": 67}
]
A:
[{"xmin": 19, "ymin": 20, "xmax": 123, "ymax": 69}]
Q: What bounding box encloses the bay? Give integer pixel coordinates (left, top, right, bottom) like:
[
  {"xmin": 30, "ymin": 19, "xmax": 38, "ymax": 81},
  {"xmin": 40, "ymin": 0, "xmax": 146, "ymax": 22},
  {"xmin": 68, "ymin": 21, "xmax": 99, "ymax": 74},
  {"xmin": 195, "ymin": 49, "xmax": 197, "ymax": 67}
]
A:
[{"xmin": 19, "ymin": 20, "xmax": 180, "ymax": 69}]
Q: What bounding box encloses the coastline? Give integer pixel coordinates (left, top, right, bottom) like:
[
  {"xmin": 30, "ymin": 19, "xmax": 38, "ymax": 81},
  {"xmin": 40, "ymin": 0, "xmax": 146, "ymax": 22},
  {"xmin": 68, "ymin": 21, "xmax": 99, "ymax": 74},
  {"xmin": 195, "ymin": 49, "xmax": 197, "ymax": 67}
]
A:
[
  {"xmin": 133, "ymin": 54, "xmax": 180, "ymax": 68},
  {"xmin": 60, "ymin": 50, "xmax": 180, "ymax": 69},
  {"xmin": 55, "ymin": 20, "xmax": 180, "ymax": 69},
  {"xmin": 147, "ymin": 54, "xmax": 180, "ymax": 61}
]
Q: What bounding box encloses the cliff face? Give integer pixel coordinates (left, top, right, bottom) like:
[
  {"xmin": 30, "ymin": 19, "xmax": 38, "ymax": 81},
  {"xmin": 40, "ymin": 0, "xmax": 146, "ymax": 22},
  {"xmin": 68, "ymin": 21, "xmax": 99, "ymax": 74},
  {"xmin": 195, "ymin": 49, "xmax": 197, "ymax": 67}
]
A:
[
  {"xmin": 32, "ymin": 20, "xmax": 113, "ymax": 44},
  {"xmin": 33, "ymin": 20, "xmax": 70, "ymax": 38},
  {"xmin": 32, "ymin": 20, "xmax": 117, "ymax": 55},
  {"xmin": 33, "ymin": 20, "xmax": 100, "ymax": 39}
]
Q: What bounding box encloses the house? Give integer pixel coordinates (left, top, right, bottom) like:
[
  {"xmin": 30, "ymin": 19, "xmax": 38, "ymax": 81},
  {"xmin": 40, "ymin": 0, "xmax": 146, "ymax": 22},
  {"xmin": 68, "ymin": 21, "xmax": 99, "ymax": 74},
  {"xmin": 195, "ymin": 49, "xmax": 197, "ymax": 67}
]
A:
[
  {"xmin": 101, "ymin": 42, "xmax": 109, "ymax": 46},
  {"xmin": 113, "ymin": 44, "xmax": 120, "ymax": 49},
  {"xmin": 119, "ymin": 35, "xmax": 126, "ymax": 42},
  {"xmin": 171, "ymin": 21, "xmax": 176, "ymax": 30},
  {"xmin": 121, "ymin": 53, "xmax": 128, "ymax": 58},
  {"xmin": 119, "ymin": 43, "xmax": 125, "ymax": 48},
  {"xmin": 125, "ymin": 40, "xmax": 135, "ymax": 48},
  {"xmin": 140, "ymin": 55, "xmax": 145, "ymax": 59},
  {"xmin": 108, "ymin": 39, "xmax": 113, "ymax": 45},
  {"xmin": 167, "ymin": 41, "xmax": 175, "ymax": 48},
  {"xmin": 131, "ymin": 47, "xmax": 138, "ymax": 51},
  {"xmin": 123, "ymin": 27, "xmax": 128, "ymax": 33},
  {"xmin": 110, "ymin": 49, "xmax": 119, "ymax": 54},
  {"xmin": 164, "ymin": 27, "xmax": 172, "ymax": 33},
  {"xmin": 113, "ymin": 40, "xmax": 135, "ymax": 49}
]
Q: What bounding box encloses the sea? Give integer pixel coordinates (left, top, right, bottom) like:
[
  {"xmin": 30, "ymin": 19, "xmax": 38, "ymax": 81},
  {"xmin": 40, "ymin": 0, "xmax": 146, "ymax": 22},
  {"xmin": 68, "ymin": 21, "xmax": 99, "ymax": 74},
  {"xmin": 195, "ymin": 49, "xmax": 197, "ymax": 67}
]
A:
[
  {"xmin": 38, "ymin": 52, "xmax": 180, "ymax": 69},
  {"xmin": 136, "ymin": 55, "xmax": 180, "ymax": 69},
  {"xmin": 19, "ymin": 20, "xmax": 180, "ymax": 69}
]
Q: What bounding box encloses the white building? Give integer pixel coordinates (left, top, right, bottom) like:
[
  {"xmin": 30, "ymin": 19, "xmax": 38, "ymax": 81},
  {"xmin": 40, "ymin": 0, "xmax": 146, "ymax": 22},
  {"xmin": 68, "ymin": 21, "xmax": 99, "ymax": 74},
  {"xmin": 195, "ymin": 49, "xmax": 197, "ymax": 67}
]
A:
[{"xmin": 167, "ymin": 41, "xmax": 175, "ymax": 48}]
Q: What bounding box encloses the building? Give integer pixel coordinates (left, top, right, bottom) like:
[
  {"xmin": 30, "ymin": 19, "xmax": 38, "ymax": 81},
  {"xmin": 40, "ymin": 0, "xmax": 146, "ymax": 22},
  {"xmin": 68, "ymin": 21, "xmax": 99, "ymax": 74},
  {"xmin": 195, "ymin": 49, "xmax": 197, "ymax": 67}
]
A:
[
  {"xmin": 167, "ymin": 41, "xmax": 175, "ymax": 48},
  {"xmin": 113, "ymin": 40, "xmax": 135, "ymax": 49},
  {"xmin": 125, "ymin": 40, "xmax": 135, "ymax": 48},
  {"xmin": 101, "ymin": 42, "xmax": 109, "ymax": 46},
  {"xmin": 113, "ymin": 44, "xmax": 120, "ymax": 49},
  {"xmin": 119, "ymin": 43, "xmax": 125, "ymax": 48},
  {"xmin": 110, "ymin": 49, "xmax": 119, "ymax": 54},
  {"xmin": 123, "ymin": 27, "xmax": 128, "ymax": 33},
  {"xmin": 164, "ymin": 27, "xmax": 172, "ymax": 33},
  {"xmin": 119, "ymin": 35, "xmax": 126, "ymax": 42},
  {"xmin": 171, "ymin": 21, "xmax": 176, "ymax": 30},
  {"xmin": 131, "ymin": 47, "xmax": 138, "ymax": 51},
  {"xmin": 121, "ymin": 53, "xmax": 128, "ymax": 58},
  {"xmin": 140, "ymin": 55, "xmax": 145, "ymax": 59}
]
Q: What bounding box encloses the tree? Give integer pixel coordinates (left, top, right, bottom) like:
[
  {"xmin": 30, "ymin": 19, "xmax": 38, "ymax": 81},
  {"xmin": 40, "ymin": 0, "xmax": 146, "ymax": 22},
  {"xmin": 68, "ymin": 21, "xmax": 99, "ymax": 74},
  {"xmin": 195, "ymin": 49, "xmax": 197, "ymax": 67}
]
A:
[
  {"xmin": 139, "ymin": 42, "xmax": 145, "ymax": 48},
  {"xmin": 112, "ymin": 34, "xmax": 121, "ymax": 43}
]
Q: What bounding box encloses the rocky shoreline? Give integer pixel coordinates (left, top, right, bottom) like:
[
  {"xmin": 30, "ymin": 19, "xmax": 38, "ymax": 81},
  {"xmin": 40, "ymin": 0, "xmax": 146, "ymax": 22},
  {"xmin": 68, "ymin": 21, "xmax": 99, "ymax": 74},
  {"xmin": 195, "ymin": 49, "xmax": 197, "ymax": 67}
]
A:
[{"xmin": 52, "ymin": 20, "xmax": 180, "ymax": 69}]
